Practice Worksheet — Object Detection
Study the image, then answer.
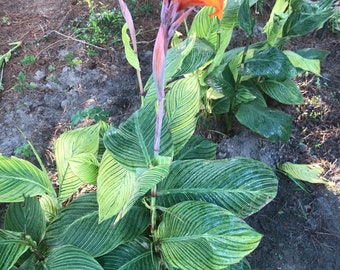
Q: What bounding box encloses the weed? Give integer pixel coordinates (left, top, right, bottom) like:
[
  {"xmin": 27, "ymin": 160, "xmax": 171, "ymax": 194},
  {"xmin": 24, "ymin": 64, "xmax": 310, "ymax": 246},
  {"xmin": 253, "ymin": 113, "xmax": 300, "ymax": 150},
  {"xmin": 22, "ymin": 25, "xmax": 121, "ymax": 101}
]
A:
[
  {"xmin": 20, "ymin": 55, "xmax": 36, "ymax": 66},
  {"xmin": 1, "ymin": 16, "xmax": 11, "ymax": 25},
  {"xmin": 12, "ymin": 71, "xmax": 36, "ymax": 91},
  {"xmin": 48, "ymin": 64, "xmax": 55, "ymax": 72},
  {"xmin": 70, "ymin": 106, "xmax": 109, "ymax": 128},
  {"xmin": 64, "ymin": 52, "xmax": 82, "ymax": 68},
  {"xmin": 14, "ymin": 143, "xmax": 34, "ymax": 158}
]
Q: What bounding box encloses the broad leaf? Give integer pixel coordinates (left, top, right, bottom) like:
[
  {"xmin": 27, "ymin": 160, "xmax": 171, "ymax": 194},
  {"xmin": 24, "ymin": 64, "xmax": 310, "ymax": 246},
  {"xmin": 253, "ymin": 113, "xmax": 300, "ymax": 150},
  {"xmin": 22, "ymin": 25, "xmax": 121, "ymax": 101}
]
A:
[
  {"xmin": 104, "ymin": 102, "xmax": 173, "ymax": 170},
  {"xmin": 55, "ymin": 123, "xmax": 102, "ymax": 202},
  {"xmin": 284, "ymin": 50, "xmax": 320, "ymax": 75},
  {"xmin": 166, "ymin": 76, "xmax": 200, "ymax": 154},
  {"xmin": 286, "ymin": 0, "xmax": 333, "ymax": 36},
  {"xmin": 97, "ymin": 236, "xmax": 160, "ymax": 270},
  {"xmin": 157, "ymin": 158, "xmax": 277, "ymax": 218},
  {"xmin": 236, "ymin": 102, "xmax": 292, "ymax": 142},
  {"xmin": 259, "ymin": 79, "xmax": 304, "ymax": 104},
  {"xmin": 263, "ymin": 0, "xmax": 289, "ymax": 37},
  {"xmin": 122, "ymin": 23, "xmax": 140, "ymax": 71},
  {"xmin": 264, "ymin": 12, "xmax": 289, "ymax": 46},
  {"xmin": 295, "ymin": 48, "xmax": 329, "ymax": 60},
  {"xmin": 189, "ymin": 7, "xmax": 220, "ymax": 45},
  {"xmin": 45, "ymin": 192, "xmax": 149, "ymax": 257},
  {"xmin": 238, "ymin": 0, "xmax": 254, "ymax": 37},
  {"xmin": 5, "ymin": 196, "xmax": 46, "ymax": 243},
  {"xmin": 277, "ymin": 162, "xmax": 332, "ymax": 185},
  {"xmin": 97, "ymin": 151, "xmax": 135, "ymax": 223},
  {"xmin": 39, "ymin": 194, "xmax": 58, "ymax": 222},
  {"xmin": 155, "ymin": 201, "xmax": 262, "ymax": 269},
  {"xmin": 239, "ymin": 47, "xmax": 297, "ymax": 81},
  {"xmin": 37, "ymin": 245, "xmax": 103, "ymax": 270},
  {"xmin": 0, "ymin": 155, "xmax": 54, "ymax": 202},
  {"xmin": 0, "ymin": 229, "xmax": 29, "ymax": 270},
  {"xmin": 69, "ymin": 152, "xmax": 99, "ymax": 184},
  {"xmin": 97, "ymin": 151, "xmax": 170, "ymax": 223},
  {"xmin": 174, "ymin": 136, "xmax": 216, "ymax": 161}
]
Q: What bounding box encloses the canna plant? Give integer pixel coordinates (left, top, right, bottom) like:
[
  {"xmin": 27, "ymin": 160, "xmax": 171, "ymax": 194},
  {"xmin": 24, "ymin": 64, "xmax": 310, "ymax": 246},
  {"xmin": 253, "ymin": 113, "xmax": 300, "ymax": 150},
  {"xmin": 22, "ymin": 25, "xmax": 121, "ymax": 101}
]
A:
[
  {"xmin": 143, "ymin": 0, "xmax": 333, "ymax": 142},
  {"xmin": 0, "ymin": 0, "xmax": 281, "ymax": 269}
]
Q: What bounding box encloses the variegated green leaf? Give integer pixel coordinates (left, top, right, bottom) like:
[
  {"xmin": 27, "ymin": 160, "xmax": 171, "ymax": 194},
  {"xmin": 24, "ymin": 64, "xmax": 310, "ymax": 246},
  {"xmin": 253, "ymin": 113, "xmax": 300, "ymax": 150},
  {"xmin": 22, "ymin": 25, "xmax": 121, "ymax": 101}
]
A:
[
  {"xmin": 69, "ymin": 153, "xmax": 99, "ymax": 185},
  {"xmin": 4, "ymin": 196, "xmax": 46, "ymax": 242},
  {"xmin": 104, "ymin": 102, "xmax": 173, "ymax": 170},
  {"xmin": 45, "ymin": 192, "xmax": 149, "ymax": 257},
  {"xmin": 259, "ymin": 79, "xmax": 304, "ymax": 105},
  {"xmin": 284, "ymin": 50, "xmax": 320, "ymax": 75},
  {"xmin": 39, "ymin": 194, "xmax": 58, "ymax": 222},
  {"xmin": 174, "ymin": 136, "xmax": 216, "ymax": 161},
  {"xmin": 97, "ymin": 236, "xmax": 160, "ymax": 270},
  {"xmin": 97, "ymin": 151, "xmax": 135, "ymax": 223},
  {"xmin": 166, "ymin": 76, "xmax": 200, "ymax": 154},
  {"xmin": 157, "ymin": 158, "xmax": 277, "ymax": 218},
  {"xmin": 55, "ymin": 123, "xmax": 102, "ymax": 203},
  {"xmin": 155, "ymin": 201, "xmax": 262, "ymax": 269},
  {"xmin": 0, "ymin": 229, "xmax": 30, "ymax": 270},
  {"xmin": 0, "ymin": 155, "xmax": 54, "ymax": 202},
  {"xmin": 37, "ymin": 245, "xmax": 103, "ymax": 270}
]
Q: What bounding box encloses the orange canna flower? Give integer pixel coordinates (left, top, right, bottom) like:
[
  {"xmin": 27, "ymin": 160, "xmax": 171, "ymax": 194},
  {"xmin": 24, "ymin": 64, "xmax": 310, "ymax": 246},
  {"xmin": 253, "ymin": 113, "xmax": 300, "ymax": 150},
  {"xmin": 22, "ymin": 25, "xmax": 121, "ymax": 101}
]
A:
[{"xmin": 175, "ymin": 0, "xmax": 224, "ymax": 20}]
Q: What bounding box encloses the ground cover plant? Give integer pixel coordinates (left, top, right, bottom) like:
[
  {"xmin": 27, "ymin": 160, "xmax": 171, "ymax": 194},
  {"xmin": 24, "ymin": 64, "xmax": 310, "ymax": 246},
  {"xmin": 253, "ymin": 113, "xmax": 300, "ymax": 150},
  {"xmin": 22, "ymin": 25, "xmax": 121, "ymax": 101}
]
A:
[{"xmin": 0, "ymin": 0, "xmax": 337, "ymax": 269}]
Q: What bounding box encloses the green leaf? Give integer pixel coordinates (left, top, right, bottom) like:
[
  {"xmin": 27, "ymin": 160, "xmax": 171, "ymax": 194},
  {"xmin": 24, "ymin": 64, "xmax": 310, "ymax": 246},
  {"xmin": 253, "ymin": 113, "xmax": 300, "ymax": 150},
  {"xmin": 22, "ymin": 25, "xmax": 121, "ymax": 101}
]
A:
[
  {"xmin": 189, "ymin": 7, "xmax": 220, "ymax": 46},
  {"xmin": 104, "ymin": 102, "xmax": 173, "ymax": 170},
  {"xmin": 157, "ymin": 158, "xmax": 277, "ymax": 218},
  {"xmin": 225, "ymin": 258, "xmax": 251, "ymax": 270},
  {"xmin": 97, "ymin": 151, "xmax": 170, "ymax": 223},
  {"xmin": 277, "ymin": 162, "xmax": 333, "ymax": 185},
  {"xmin": 238, "ymin": 0, "xmax": 254, "ymax": 37},
  {"xmin": 45, "ymin": 192, "xmax": 149, "ymax": 257},
  {"xmin": 235, "ymin": 87, "xmax": 257, "ymax": 106},
  {"xmin": 166, "ymin": 76, "xmax": 200, "ymax": 154},
  {"xmin": 55, "ymin": 123, "xmax": 102, "ymax": 202},
  {"xmin": 97, "ymin": 151, "xmax": 135, "ymax": 222},
  {"xmin": 174, "ymin": 136, "xmax": 216, "ymax": 161},
  {"xmin": 295, "ymin": 48, "xmax": 329, "ymax": 60},
  {"xmin": 97, "ymin": 236, "xmax": 160, "ymax": 270},
  {"xmin": 39, "ymin": 194, "xmax": 58, "ymax": 222},
  {"xmin": 0, "ymin": 229, "xmax": 30, "ymax": 270},
  {"xmin": 284, "ymin": 50, "xmax": 320, "ymax": 75},
  {"xmin": 37, "ymin": 245, "xmax": 103, "ymax": 270},
  {"xmin": 4, "ymin": 196, "xmax": 46, "ymax": 243},
  {"xmin": 69, "ymin": 153, "xmax": 99, "ymax": 184},
  {"xmin": 286, "ymin": 0, "xmax": 333, "ymax": 36},
  {"xmin": 240, "ymin": 47, "xmax": 297, "ymax": 81},
  {"xmin": 0, "ymin": 155, "xmax": 54, "ymax": 202},
  {"xmin": 263, "ymin": 0, "xmax": 289, "ymax": 38},
  {"xmin": 121, "ymin": 23, "xmax": 140, "ymax": 71},
  {"xmin": 259, "ymin": 79, "xmax": 304, "ymax": 104},
  {"xmin": 236, "ymin": 103, "xmax": 292, "ymax": 142},
  {"xmin": 155, "ymin": 201, "xmax": 262, "ymax": 269}
]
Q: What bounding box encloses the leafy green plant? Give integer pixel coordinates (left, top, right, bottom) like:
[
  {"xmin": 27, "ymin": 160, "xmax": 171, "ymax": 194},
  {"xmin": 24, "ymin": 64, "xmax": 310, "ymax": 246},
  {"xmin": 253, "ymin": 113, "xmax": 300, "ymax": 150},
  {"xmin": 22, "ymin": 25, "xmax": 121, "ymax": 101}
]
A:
[
  {"xmin": 64, "ymin": 52, "xmax": 82, "ymax": 68},
  {"xmin": 0, "ymin": 1, "xmax": 280, "ymax": 268},
  {"xmin": 14, "ymin": 143, "xmax": 34, "ymax": 159},
  {"xmin": 143, "ymin": 0, "xmax": 333, "ymax": 143},
  {"xmin": 0, "ymin": 41, "xmax": 21, "ymax": 91},
  {"xmin": 70, "ymin": 106, "xmax": 109, "ymax": 128},
  {"xmin": 72, "ymin": 5, "xmax": 124, "ymax": 45},
  {"xmin": 20, "ymin": 55, "xmax": 36, "ymax": 66},
  {"xmin": 12, "ymin": 71, "xmax": 36, "ymax": 92},
  {"xmin": 2, "ymin": 16, "xmax": 11, "ymax": 25}
]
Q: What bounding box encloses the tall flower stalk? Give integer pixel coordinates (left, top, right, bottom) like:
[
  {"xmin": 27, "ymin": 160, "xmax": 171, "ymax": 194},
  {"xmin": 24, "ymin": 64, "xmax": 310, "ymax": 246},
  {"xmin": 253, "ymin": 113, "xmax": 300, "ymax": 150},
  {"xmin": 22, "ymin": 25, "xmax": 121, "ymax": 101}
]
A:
[{"xmin": 152, "ymin": 0, "xmax": 224, "ymax": 155}]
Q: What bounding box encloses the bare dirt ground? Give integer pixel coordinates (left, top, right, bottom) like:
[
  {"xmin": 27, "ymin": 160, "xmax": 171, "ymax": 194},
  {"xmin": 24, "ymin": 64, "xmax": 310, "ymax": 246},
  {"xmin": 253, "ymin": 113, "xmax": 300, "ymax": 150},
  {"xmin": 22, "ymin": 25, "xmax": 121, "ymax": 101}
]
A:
[{"xmin": 0, "ymin": 0, "xmax": 339, "ymax": 269}]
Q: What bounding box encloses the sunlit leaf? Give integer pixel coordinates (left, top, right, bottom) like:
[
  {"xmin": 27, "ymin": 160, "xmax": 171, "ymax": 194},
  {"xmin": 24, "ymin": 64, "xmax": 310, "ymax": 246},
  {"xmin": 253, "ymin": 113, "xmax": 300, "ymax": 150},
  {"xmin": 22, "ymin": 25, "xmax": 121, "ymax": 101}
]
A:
[
  {"xmin": 0, "ymin": 155, "xmax": 54, "ymax": 202},
  {"xmin": 121, "ymin": 23, "xmax": 140, "ymax": 71},
  {"xmin": 155, "ymin": 201, "xmax": 262, "ymax": 269},
  {"xmin": 157, "ymin": 158, "xmax": 278, "ymax": 218}
]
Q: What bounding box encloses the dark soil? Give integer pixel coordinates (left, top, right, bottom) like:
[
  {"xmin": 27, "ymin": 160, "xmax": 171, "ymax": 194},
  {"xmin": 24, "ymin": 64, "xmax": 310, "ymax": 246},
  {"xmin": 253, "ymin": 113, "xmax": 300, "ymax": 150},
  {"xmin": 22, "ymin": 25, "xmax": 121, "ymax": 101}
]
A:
[{"xmin": 0, "ymin": 1, "xmax": 339, "ymax": 269}]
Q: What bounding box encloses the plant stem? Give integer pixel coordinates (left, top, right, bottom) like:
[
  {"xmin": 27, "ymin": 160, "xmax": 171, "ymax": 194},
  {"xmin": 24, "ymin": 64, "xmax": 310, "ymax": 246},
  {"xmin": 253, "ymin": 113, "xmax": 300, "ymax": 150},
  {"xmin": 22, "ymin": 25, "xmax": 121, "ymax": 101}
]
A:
[{"xmin": 150, "ymin": 186, "xmax": 157, "ymax": 235}]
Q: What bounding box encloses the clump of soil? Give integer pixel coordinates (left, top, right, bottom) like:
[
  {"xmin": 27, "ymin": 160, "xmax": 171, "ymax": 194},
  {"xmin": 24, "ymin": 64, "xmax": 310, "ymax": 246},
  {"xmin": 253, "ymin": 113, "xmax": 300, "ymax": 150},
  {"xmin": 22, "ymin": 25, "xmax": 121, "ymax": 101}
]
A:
[{"xmin": 0, "ymin": 1, "xmax": 339, "ymax": 269}]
